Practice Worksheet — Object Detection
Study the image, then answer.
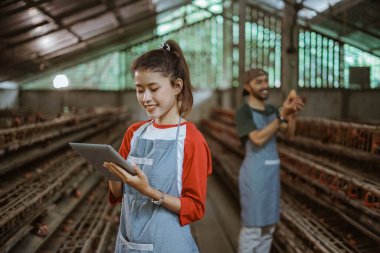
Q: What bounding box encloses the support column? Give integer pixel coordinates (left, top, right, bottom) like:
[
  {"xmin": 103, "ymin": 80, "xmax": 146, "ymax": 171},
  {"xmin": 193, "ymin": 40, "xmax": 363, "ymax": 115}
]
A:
[
  {"xmin": 223, "ymin": 0, "xmax": 233, "ymax": 108},
  {"xmin": 236, "ymin": 0, "xmax": 246, "ymax": 108},
  {"xmin": 281, "ymin": 0, "xmax": 300, "ymax": 100}
]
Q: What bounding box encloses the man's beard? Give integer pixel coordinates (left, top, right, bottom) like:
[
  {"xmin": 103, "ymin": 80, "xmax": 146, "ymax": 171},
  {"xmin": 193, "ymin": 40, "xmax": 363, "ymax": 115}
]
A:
[{"xmin": 250, "ymin": 87, "xmax": 269, "ymax": 101}]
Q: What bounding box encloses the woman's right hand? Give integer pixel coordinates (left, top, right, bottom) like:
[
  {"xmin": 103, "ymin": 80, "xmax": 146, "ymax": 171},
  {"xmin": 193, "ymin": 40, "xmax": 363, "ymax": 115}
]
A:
[{"xmin": 104, "ymin": 162, "xmax": 152, "ymax": 196}]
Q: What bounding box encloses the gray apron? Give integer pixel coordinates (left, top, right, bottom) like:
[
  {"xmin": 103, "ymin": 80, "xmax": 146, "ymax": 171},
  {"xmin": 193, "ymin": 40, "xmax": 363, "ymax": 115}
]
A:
[
  {"xmin": 114, "ymin": 119, "xmax": 199, "ymax": 253},
  {"xmin": 239, "ymin": 110, "xmax": 280, "ymax": 227}
]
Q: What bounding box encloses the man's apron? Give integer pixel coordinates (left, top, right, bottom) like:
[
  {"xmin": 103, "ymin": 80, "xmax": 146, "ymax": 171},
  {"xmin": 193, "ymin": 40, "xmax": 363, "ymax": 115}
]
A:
[{"xmin": 239, "ymin": 110, "xmax": 280, "ymax": 227}]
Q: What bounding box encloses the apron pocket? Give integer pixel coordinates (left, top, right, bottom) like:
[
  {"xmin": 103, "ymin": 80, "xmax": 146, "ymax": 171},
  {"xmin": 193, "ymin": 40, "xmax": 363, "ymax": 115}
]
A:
[
  {"xmin": 128, "ymin": 156, "xmax": 154, "ymax": 166},
  {"xmin": 118, "ymin": 233, "xmax": 154, "ymax": 252}
]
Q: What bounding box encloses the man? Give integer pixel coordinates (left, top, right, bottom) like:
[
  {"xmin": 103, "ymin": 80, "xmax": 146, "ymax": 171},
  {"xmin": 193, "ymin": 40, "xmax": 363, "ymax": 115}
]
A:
[{"xmin": 235, "ymin": 68, "xmax": 304, "ymax": 253}]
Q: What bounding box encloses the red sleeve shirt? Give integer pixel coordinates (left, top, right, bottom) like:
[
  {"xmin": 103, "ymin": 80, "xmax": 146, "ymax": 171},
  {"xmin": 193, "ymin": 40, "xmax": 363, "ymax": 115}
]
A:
[
  {"xmin": 179, "ymin": 123, "xmax": 212, "ymax": 225},
  {"xmin": 108, "ymin": 121, "xmax": 212, "ymax": 226}
]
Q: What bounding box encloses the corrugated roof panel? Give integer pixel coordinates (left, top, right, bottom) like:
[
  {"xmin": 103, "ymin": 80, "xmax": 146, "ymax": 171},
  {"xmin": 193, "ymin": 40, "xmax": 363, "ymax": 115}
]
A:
[
  {"xmin": 343, "ymin": 31, "xmax": 380, "ymax": 49},
  {"xmin": 23, "ymin": 30, "xmax": 78, "ymax": 53},
  {"xmin": 118, "ymin": 0, "xmax": 152, "ymax": 21},
  {"xmin": 61, "ymin": 5, "xmax": 107, "ymax": 26},
  {"xmin": 41, "ymin": 0, "xmax": 98, "ymax": 17},
  {"xmin": 155, "ymin": 0, "xmax": 188, "ymax": 13},
  {"xmin": 368, "ymin": 27, "xmax": 380, "ymax": 38},
  {"xmin": 0, "ymin": 8, "xmax": 47, "ymax": 34},
  {"xmin": 71, "ymin": 13, "xmax": 117, "ymax": 39},
  {"xmin": 115, "ymin": 0, "xmax": 135, "ymax": 5},
  {"xmin": 1, "ymin": 45, "xmax": 35, "ymax": 63},
  {"xmin": 0, "ymin": 1, "xmax": 26, "ymax": 14},
  {"xmin": 6, "ymin": 23, "xmax": 58, "ymax": 44},
  {"xmin": 42, "ymin": 41, "xmax": 87, "ymax": 59},
  {"xmin": 156, "ymin": 6, "xmax": 185, "ymax": 24}
]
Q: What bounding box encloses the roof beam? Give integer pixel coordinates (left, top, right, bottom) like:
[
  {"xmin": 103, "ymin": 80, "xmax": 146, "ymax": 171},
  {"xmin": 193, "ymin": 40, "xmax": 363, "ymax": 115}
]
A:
[
  {"xmin": 4, "ymin": 0, "xmax": 191, "ymax": 81},
  {"xmin": 0, "ymin": 0, "xmax": 25, "ymax": 9},
  {"xmin": 18, "ymin": 13, "xmax": 217, "ymax": 85},
  {"xmin": 98, "ymin": 0, "xmax": 122, "ymax": 27},
  {"xmin": 1, "ymin": 20, "xmax": 50, "ymax": 39},
  {"xmin": 297, "ymin": 0, "xmax": 380, "ymax": 41},
  {"xmin": 37, "ymin": 1, "xmax": 190, "ymax": 60},
  {"xmin": 54, "ymin": 1, "xmax": 105, "ymax": 21},
  {"xmin": 2, "ymin": 0, "xmax": 142, "ymax": 49},
  {"xmin": 190, "ymin": 2, "xmax": 216, "ymax": 16},
  {"xmin": 23, "ymin": 0, "xmax": 83, "ymax": 43},
  {"xmin": 298, "ymin": 19, "xmax": 379, "ymax": 57},
  {"xmin": 370, "ymin": 45, "xmax": 380, "ymax": 51},
  {"xmin": 329, "ymin": 0, "xmax": 367, "ymax": 15},
  {"xmin": 0, "ymin": 0, "xmax": 51, "ymax": 20}
]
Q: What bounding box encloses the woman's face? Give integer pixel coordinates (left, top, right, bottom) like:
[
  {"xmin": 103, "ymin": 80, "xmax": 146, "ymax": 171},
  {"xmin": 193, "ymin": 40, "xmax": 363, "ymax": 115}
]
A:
[{"xmin": 135, "ymin": 70, "xmax": 181, "ymax": 124}]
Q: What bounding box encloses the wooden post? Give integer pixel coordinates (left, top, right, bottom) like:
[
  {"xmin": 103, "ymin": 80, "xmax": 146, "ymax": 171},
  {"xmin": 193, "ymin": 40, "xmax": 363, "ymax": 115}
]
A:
[
  {"xmin": 236, "ymin": 0, "xmax": 246, "ymax": 108},
  {"xmin": 223, "ymin": 0, "xmax": 234, "ymax": 108},
  {"xmin": 281, "ymin": 0, "xmax": 299, "ymax": 100}
]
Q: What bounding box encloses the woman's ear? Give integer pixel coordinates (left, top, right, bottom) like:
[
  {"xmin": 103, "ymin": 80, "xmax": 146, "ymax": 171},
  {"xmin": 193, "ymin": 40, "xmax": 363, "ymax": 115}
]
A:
[{"xmin": 174, "ymin": 78, "xmax": 183, "ymax": 95}]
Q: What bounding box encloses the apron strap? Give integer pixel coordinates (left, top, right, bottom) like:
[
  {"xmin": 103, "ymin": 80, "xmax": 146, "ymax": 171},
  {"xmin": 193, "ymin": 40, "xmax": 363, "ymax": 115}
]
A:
[
  {"xmin": 139, "ymin": 115, "xmax": 182, "ymax": 142},
  {"xmin": 175, "ymin": 114, "xmax": 182, "ymax": 141},
  {"xmin": 138, "ymin": 120, "xmax": 154, "ymax": 137}
]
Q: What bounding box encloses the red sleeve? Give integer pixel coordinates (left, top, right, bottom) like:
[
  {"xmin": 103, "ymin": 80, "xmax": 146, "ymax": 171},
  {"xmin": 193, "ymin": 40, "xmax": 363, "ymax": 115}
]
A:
[
  {"xmin": 109, "ymin": 121, "xmax": 148, "ymax": 205},
  {"xmin": 179, "ymin": 124, "xmax": 212, "ymax": 226}
]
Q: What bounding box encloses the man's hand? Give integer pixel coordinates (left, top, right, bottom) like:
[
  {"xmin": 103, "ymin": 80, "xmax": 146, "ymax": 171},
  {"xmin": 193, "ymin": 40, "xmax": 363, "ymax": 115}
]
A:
[
  {"xmin": 281, "ymin": 89, "xmax": 304, "ymax": 117},
  {"xmin": 103, "ymin": 162, "xmax": 152, "ymax": 196}
]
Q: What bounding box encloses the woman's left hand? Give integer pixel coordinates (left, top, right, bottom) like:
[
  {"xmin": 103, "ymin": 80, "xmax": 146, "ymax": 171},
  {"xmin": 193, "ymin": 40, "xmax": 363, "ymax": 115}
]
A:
[{"xmin": 103, "ymin": 162, "xmax": 151, "ymax": 195}]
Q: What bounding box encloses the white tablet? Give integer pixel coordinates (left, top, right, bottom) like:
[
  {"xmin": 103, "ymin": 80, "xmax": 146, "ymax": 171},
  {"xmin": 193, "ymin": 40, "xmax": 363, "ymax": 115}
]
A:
[{"xmin": 69, "ymin": 142, "xmax": 136, "ymax": 182}]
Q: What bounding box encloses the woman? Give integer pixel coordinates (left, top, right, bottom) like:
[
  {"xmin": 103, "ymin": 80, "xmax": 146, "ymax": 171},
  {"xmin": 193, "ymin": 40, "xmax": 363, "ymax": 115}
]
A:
[{"xmin": 104, "ymin": 40, "xmax": 212, "ymax": 253}]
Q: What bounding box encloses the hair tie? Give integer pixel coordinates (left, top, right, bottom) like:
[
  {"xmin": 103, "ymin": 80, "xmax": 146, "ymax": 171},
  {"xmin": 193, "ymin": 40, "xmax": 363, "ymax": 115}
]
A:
[{"xmin": 160, "ymin": 43, "xmax": 170, "ymax": 51}]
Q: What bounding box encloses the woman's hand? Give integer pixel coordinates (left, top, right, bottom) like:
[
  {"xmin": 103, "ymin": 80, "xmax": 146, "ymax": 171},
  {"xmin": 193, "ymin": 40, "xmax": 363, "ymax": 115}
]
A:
[{"xmin": 103, "ymin": 162, "xmax": 151, "ymax": 196}]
